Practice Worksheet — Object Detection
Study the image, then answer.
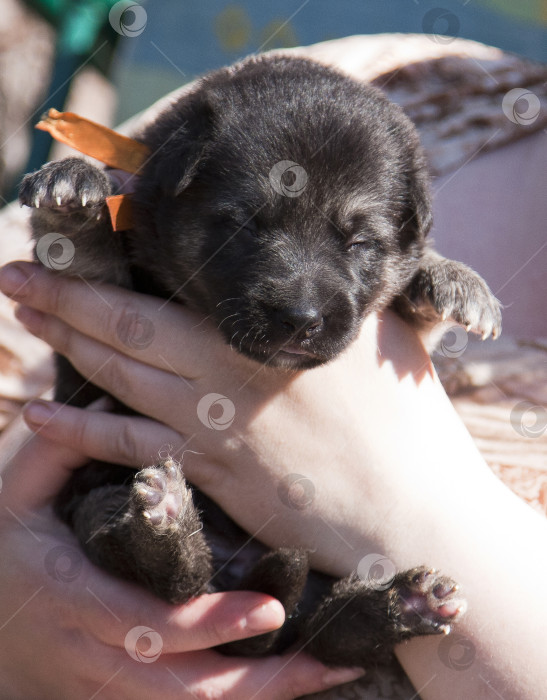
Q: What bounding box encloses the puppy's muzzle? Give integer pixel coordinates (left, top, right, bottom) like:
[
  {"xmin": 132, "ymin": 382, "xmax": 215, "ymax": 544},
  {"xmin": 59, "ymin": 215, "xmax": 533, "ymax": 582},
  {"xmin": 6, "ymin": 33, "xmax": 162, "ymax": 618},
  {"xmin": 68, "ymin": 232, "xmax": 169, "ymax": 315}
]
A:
[{"xmin": 272, "ymin": 304, "xmax": 324, "ymax": 339}]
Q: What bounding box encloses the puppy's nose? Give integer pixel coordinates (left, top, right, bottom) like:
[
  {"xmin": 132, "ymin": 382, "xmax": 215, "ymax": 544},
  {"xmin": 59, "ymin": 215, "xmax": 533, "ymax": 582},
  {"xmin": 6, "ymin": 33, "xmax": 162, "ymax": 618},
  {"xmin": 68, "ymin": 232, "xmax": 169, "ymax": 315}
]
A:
[{"xmin": 276, "ymin": 305, "xmax": 323, "ymax": 337}]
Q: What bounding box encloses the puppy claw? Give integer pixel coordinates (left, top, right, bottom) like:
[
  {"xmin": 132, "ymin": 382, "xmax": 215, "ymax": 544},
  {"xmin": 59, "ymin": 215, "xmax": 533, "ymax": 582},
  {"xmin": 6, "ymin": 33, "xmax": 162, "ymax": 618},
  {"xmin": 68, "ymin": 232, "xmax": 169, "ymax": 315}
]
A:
[
  {"xmin": 56, "ymin": 196, "xmax": 62, "ymax": 206},
  {"xmin": 136, "ymin": 485, "xmax": 162, "ymax": 507},
  {"xmin": 81, "ymin": 194, "xmax": 87, "ymax": 207},
  {"xmin": 164, "ymin": 458, "xmax": 178, "ymax": 479}
]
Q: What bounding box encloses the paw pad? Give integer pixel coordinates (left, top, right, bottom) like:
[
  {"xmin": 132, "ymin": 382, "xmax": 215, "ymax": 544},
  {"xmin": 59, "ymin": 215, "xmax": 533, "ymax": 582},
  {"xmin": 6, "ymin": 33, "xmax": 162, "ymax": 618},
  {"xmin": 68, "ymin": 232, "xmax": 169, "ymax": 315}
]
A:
[
  {"xmin": 397, "ymin": 566, "xmax": 466, "ymax": 635},
  {"xmin": 132, "ymin": 458, "xmax": 190, "ymax": 529}
]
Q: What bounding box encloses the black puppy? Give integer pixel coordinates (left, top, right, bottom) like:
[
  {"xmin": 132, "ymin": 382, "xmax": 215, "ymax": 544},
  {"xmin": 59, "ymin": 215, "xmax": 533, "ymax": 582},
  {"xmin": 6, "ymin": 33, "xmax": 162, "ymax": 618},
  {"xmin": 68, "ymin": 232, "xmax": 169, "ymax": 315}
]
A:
[{"xmin": 20, "ymin": 55, "xmax": 500, "ymax": 668}]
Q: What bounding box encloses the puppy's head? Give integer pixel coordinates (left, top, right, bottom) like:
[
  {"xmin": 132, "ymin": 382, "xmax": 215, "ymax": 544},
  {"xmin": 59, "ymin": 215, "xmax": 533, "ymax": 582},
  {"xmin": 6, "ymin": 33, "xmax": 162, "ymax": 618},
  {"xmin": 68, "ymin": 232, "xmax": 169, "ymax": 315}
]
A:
[{"xmin": 134, "ymin": 56, "xmax": 432, "ymax": 368}]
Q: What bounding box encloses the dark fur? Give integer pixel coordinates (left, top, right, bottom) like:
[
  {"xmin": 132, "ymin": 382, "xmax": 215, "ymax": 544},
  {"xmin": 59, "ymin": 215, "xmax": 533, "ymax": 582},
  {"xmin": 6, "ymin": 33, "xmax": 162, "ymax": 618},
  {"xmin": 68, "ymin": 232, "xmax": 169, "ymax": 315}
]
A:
[{"xmin": 20, "ymin": 55, "xmax": 500, "ymax": 667}]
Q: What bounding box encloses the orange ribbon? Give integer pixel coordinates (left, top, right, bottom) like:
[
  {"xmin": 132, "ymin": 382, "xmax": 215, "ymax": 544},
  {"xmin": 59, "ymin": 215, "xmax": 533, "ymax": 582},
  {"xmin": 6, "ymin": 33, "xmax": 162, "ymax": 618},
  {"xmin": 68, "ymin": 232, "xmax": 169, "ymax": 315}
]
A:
[{"xmin": 36, "ymin": 109, "xmax": 150, "ymax": 230}]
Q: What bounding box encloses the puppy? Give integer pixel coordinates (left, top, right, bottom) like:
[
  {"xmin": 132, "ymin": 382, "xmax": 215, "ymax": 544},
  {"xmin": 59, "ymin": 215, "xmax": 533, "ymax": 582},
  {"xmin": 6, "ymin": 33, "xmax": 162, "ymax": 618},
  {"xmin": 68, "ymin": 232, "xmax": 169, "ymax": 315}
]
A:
[{"xmin": 19, "ymin": 55, "xmax": 500, "ymax": 668}]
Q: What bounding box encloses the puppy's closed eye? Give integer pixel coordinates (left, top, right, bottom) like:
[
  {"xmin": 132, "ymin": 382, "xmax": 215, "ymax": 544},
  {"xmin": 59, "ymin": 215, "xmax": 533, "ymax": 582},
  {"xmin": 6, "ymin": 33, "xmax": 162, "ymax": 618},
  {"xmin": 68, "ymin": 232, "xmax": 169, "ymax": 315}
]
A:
[
  {"xmin": 335, "ymin": 213, "xmax": 386, "ymax": 253},
  {"xmin": 237, "ymin": 218, "xmax": 259, "ymax": 237},
  {"xmin": 346, "ymin": 236, "xmax": 383, "ymax": 252}
]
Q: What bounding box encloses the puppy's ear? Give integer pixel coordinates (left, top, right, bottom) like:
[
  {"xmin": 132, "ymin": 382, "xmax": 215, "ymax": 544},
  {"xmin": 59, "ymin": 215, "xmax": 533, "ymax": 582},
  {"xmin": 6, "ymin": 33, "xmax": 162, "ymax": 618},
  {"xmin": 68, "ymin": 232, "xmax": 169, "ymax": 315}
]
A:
[
  {"xmin": 143, "ymin": 90, "xmax": 216, "ymax": 197},
  {"xmin": 398, "ymin": 157, "xmax": 433, "ymax": 250}
]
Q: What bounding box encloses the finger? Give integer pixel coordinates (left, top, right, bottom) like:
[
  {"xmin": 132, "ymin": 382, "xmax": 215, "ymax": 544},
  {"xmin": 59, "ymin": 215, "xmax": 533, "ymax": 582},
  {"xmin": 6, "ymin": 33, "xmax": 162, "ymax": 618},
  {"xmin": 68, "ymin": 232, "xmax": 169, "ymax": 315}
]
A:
[
  {"xmin": 0, "ymin": 261, "xmax": 220, "ymax": 377},
  {"xmin": 245, "ymin": 652, "xmax": 365, "ymax": 700},
  {"xmin": 154, "ymin": 649, "xmax": 365, "ymax": 700},
  {"xmin": 80, "ymin": 583, "xmax": 286, "ymax": 653},
  {"xmin": 14, "ymin": 308, "xmax": 195, "ymax": 427},
  {"xmin": 81, "ymin": 649, "xmax": 364, "ymax": 700},
  {"xmin": 23, "ymin": 401, "xmax": 184, "ymax": 468},
  {"xmin": 77, "ymin": 578, "xmax": 365, "ymax": 698},
  {"xmin": 0, "ymin": 413, "xmax": 93, "ymax": 509}
]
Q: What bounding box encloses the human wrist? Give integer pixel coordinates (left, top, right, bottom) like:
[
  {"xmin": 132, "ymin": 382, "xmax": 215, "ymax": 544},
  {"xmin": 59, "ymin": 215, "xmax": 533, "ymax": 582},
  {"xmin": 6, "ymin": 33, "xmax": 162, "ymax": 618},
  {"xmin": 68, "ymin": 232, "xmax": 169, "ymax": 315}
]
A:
[{"xmin": 296, "ymin": 389, "xmax": 500, "ymax": 577}]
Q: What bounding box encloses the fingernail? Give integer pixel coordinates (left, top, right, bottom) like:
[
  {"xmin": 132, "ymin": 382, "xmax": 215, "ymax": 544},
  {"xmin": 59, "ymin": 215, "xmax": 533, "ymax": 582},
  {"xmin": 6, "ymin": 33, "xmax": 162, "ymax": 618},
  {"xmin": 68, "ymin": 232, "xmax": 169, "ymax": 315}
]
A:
[
  {"xmin": 24, "ymin": 400, "xmax": 55, "ymax": 426},
  {"xmin": 322, "ymin": 667, "xmax": 366, "ymax": 686},
  {"xmin": 242, "ymin": 600, "xmax": 285, "ymax": 633},
  {"xmin": 14, "ymin": 305, "xmax": 44, "ymax": 333},
  {"xmin": 0, "ymin": 264, "xmax": 33, "ymax": 298},
  {"xmin": 88, "ymin": 396, "xmax": 115, "ymax": 412}
]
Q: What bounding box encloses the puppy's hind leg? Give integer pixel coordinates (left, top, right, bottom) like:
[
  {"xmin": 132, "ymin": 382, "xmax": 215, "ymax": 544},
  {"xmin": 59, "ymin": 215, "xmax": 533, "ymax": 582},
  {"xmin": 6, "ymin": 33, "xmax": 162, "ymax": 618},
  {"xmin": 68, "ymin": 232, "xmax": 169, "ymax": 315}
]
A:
[
  {"xmin": 218, "ymin": 548, "xmax": 310, "ymax": 657},
  {"xmin": 70, "ymin": 458, "xmax": 213, "ymax": 604},
  {"xmin": 301, "ymin": 566, "xmax": 466, "ymax": 668}
]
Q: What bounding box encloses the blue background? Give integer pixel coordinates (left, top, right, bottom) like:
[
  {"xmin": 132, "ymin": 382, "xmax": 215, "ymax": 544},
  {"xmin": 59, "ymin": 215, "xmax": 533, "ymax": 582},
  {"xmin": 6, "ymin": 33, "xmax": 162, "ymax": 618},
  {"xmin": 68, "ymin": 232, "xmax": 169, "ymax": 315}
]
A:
[{"xmin": 112, "ymin": 0, "xmax": 547, "ymax": 121}]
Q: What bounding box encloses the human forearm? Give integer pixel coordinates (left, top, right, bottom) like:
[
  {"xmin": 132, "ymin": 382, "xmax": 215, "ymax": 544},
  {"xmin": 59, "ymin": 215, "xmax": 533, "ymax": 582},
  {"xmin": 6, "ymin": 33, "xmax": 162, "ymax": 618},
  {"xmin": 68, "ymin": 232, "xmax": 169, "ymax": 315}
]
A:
[{"xmin": 393, "ymin": 466, "xmax": 547, "ymax": 700}]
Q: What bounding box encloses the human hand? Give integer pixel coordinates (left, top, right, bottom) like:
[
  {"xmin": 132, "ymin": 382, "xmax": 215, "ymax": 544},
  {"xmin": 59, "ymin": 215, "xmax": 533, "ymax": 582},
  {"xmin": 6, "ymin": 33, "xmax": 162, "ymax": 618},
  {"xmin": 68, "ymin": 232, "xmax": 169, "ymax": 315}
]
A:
[
  {"xmin": 0, "ymin": 260, "xmax": 486, "ymax": 578},
  {"xmin": 0, "ymin": 417, "xmax": 364, "ymax": 699},
  {"xmin": 4, "ymin": 262, "xmax": 547, "ymax": 700}
]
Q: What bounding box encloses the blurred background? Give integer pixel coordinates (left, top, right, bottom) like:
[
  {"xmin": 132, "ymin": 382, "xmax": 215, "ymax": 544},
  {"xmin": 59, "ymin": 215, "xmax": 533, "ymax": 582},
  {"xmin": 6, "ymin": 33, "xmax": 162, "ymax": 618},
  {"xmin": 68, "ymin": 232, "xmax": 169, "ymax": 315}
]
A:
[{"xmin": 1, "ymin": 0, "xmax": 546, "ymax": 204}]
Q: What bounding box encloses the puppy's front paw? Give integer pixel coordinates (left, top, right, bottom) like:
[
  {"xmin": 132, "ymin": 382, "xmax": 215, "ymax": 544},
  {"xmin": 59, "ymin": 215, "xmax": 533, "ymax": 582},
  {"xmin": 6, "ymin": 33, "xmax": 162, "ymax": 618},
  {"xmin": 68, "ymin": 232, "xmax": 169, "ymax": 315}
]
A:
[
  {"xmin": 407, "ymin": 254, "xmax": 502, "ymax": 340},
  {"xmin": 394, "ymin": 566, "xmax": 466, "ymax": 636},
  {"xmin": 19, "ymin": 156, "xmax": 111, "ymax": 213}
]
